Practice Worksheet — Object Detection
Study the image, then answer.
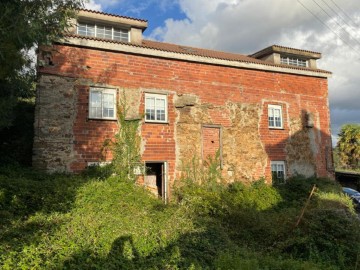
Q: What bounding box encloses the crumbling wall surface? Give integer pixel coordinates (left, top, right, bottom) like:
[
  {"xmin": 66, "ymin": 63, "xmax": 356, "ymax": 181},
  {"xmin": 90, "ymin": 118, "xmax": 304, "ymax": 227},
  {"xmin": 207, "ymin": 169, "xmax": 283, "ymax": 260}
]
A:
[
  {"xmin": 223, "ymin": 103, "xmax": 267, "ymax": 182},
  {"xmin": 123, "ymin": 88, "xmax": 142, "ymax": 119},
  {"xmin": 174, "ymin": 97, "xmax": 211, "ymax": 173},
  {"xmin": 33, "ymin": 75, "xmax": 78, "ymax": 172},
  {"xmin": 175, "ymin": 94, "xmax": 267, "ymax": 183},
  {"xmin": 285, "ymin": 117, "xmax": 316, "ymax": 178}
]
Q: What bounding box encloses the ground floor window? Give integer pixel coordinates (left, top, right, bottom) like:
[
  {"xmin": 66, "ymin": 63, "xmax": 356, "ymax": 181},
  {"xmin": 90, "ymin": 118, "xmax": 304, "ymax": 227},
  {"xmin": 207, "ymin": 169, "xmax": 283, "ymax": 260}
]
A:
[
  {"xmin": 145, "ymin": 93, "xmax": 167, "ymax": 123},
  {"xmin": 271, "ymin": 161, "xmax": 286, "ymax": 184},
  {"xmin": 89, "ymin": 87, "xmax": 116, "ymax": 120}
]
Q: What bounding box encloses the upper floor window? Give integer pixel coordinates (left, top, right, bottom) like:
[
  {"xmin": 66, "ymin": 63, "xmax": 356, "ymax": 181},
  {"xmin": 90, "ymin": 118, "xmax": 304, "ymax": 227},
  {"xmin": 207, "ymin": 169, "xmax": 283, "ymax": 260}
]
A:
[
  {"xmin": 280, "ymin": 56, "xmax": 307, "ymax": 67},
  {"xmin": 77, "ymin": 22, "xmax": 129, "ymax": 42},
  {"xmin": 271, "ymin": 161, "xmax": 286, "ymax": 184},
  {"xmin": 268, "ymin": 104, "xmax": 283, "ymax": 129},
  {"xmin": 89, "ymin": 88, "xmax": 117, "ymax": 120},
  {"xmin": 145, "ymin": 93, "xmax": 167, "ymax": 123}
]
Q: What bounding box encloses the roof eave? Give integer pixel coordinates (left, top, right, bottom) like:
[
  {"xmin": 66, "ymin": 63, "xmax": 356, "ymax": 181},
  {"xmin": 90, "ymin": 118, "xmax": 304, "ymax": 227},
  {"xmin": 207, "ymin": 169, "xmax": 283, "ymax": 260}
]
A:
[
  {"xmin": 77, "ymin": 9, "xmax": 148, "ymax": 30},
  {"xmin": 250, "ymin": 45, "xmax": 322, "ymax": 60}
]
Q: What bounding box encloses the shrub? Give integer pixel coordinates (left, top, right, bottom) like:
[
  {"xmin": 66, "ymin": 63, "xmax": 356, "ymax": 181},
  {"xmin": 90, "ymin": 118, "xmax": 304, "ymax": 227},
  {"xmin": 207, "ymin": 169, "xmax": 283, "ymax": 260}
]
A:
[
  {"xmin": 278, "ymin": 209, "xmax": 360, "ymax": 268},
  {"xmin": 224, "ymin": 180, "xmax": 282, "ymax": 211},
  {"xmin": 174, "ymin": 153, "xmax": 225, "ymax": 215}
]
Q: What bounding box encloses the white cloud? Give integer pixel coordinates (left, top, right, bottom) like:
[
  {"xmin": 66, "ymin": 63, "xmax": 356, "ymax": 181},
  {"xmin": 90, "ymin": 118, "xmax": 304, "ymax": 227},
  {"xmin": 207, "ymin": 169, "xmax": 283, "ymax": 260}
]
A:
[
  {"xmin": 84, "ymin": 0, "xmax": 102, "ymax": 11},
  {"xmin": 149, "ymin": 0, "xmax": 360, "ymax": 141},
  {"xmin": 85, "ymin": 0, "xmax": 127, "ymax": 11}
]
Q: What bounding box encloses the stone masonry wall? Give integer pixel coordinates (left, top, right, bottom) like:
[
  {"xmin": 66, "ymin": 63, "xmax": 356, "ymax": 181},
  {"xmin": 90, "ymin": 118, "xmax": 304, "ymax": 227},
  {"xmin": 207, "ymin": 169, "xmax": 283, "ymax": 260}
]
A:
[
  {"xmin": 33, "ymin": 75, "xmax": 78, "ymax": 172},
  {"xmin": 34, "ymin": 44, "xmax": 333, "ymax": 186}
]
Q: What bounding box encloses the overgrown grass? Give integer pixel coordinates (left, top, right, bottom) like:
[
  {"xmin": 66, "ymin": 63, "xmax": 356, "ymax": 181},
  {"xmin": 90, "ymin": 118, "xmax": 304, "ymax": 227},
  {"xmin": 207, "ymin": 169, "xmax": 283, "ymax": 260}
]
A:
[{"xmin": 1, "ymin": 166, "xmax": 360, "ymax": 269}]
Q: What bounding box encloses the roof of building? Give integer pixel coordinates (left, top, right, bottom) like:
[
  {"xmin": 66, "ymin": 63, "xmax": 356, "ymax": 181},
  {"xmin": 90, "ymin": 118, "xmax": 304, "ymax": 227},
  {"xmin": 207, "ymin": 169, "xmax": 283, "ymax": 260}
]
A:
[
  {"xmin": 63, "ymin": 34, "xmax": 331, "ymax": 75},
  {"xmin": 250, "ymin": 45, "xmax": 322, "ymax": 59},
  {"xmin": 78, "ymin": 8, "xmax": 148, "ymax": 22}
]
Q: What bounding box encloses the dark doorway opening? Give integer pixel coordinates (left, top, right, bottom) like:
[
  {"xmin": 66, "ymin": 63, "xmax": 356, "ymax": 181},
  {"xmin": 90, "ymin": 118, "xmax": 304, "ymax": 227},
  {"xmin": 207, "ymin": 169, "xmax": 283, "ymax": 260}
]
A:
[{"xmin": 145, "ymin": 162, "xmax": 165, "ymax": 199}]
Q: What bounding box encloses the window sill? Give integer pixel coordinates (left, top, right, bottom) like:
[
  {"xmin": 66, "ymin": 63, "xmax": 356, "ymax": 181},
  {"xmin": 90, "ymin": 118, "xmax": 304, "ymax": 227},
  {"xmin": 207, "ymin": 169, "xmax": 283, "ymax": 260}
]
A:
[
  {"xmin": 87, "ymin": 117, "xmax": 117, "ymax": 122},
  {"xmin": 144, "ymin": 121, "xmax": 169, "ymax": 125},
  {"xmin": 268, "ymin": 127, "xmax": 285, "ymax": 130}
]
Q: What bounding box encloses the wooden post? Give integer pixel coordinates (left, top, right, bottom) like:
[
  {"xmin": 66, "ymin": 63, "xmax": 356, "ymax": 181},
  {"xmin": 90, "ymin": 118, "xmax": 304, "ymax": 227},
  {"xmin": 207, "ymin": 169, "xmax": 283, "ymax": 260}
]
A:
[{"xmin": 295, "ymin": 185, "xmax": 317, "ymax": 227}]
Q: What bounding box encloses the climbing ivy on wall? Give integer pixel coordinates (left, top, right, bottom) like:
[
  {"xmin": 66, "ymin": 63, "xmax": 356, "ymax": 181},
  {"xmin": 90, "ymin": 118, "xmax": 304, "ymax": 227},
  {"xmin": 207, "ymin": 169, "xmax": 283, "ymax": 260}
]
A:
[{"xmin": 110, "ymin": 93, "xmax": 142, "ymax": 180}]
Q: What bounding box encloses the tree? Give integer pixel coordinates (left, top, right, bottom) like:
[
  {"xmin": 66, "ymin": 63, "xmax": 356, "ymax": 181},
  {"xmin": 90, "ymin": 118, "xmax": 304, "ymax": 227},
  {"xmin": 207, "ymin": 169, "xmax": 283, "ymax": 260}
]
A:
[
  {"xmin": 336, "ymin": 124, "xmax": 360, "ymax": 170},
  {"xmin": 0, "ymin": 0, "xmax": 84, "ymax": 129}
]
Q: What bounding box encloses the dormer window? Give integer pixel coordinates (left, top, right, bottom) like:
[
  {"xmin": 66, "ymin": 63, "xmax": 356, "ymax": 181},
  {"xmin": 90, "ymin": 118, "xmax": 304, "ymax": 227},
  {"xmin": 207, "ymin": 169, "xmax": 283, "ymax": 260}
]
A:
[
  {"xmin": 77, "ymin": 22, "xmax": 129, "ymax": 42},
  {"xmin": 280, "ymin": 56, "xmax": 307, "ymax": 67},
  {"xmin": 250, "ymin": 45, "xmax": 320, "ymax": 69}
]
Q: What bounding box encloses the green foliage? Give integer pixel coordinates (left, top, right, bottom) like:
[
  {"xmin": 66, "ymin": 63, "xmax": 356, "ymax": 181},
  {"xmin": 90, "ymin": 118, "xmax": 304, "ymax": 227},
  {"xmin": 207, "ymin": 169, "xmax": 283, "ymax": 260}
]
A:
[
  {"xmin": 0, "ymin": 165, "xmax": 88, "ymax": 219},
  {"xmin": 111, "ymin": 94, "xmax": 142, "ymax": 180},
  {"xmin": 275, "ymin": 175, "xmax": 342, "ymax": 207},
  {"xmin": 280, "ymin": 209, "xmax": 360, "ymax": 269},
  {"xmin": 213, "ymin": 248, "xmax": 332, "ymax": 270},
  {"xmin": 175, "ymin": 153, "xmax": 225, "ymax": 215},
  {"xmin": 0, "ymin": 0, "xmax": 84, "ymax": 76},
  {"xmin": 1, "ymin": 166, "xmax": 359, "ymax": 269},
  {"xmin": 0, "ymin": 0, "xmax": 84, "ymax": 129},
  {"xmin": 336, "ymin": 124, "xmax": 360, "ymax": 170},
  {"xmin": 225, "ymin": 180, "xmax": 282, "ymax": 211},
  {"xmin": 177, "ymin": 174, "xmax": 359, "ymax": 269},
  {"xmin": 0, "ymin": 166, "xmax": 195, "ymax": 269},
  {"xmin": 179, "ymin": 152, "xmax": 223, "ymax": 187}
]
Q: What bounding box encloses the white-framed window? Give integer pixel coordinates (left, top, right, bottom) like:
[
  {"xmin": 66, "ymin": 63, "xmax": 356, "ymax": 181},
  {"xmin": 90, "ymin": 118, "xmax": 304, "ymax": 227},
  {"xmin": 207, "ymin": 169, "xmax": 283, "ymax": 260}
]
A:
[
  {"xmin": 280, "ymin": 56, "xmax": 307, "ymax": 67},
  {"xmin": 271, "ymin": 161, "xmax": 286, "ymax": 183},
  {"xmin": 77, "ymin": 22, "xmax": 129, "ymax": 42},
  {"xmin": 268, "ymin": 104, "xmax": 283, "ymax": 129},
  {"xmin": 145, "ymin": 93, "xmax": 168, "ymax": 123},
  {"xmin": 89, "ymin": 88, "xmax": 117, "ymax": 120}
]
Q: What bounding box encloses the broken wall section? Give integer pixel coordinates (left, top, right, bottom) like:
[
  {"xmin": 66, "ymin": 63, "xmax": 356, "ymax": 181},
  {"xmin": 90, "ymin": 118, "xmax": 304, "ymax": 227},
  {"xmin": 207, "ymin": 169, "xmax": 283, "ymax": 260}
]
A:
[
  {"xmin": 174, "ymin": 94, "xmax": 268, "ymax": 183},
  {"xmin": 286, "ymin": 111, "xmax": 317, "ymax": 178}
]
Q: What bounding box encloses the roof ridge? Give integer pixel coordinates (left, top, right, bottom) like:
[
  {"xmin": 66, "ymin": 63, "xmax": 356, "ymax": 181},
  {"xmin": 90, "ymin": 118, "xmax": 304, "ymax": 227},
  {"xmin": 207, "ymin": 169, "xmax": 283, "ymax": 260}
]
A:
[
  {"xmin": 272, "ymin": 44, "xmax": 321, "ymax": 55},
  {"xmin": 250, "ymin": 44, "xmax": 321, "ymax": 57},
  {"xmin": 143, "ymin": 39, "xmax": 247, "ymax": 57},
  {"xmin": 78, "ymin": 8, "xmax": 148, "ymax": 22}
]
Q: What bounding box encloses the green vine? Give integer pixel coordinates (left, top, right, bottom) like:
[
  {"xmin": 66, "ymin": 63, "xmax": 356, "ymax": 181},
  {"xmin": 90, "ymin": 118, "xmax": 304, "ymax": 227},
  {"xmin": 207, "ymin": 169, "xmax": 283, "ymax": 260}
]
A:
[
  {"xmin": 109, "ymin": 92, "xmax": 142, "ymax": 180},
  {"xmin": 179, "ymin": 150, "xmax": 223, "ymax": 189}
]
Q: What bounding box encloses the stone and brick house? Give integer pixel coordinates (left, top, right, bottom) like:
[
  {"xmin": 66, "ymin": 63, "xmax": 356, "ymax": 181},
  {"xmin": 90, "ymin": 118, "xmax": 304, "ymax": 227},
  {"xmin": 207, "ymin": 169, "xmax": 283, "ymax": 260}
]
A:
[{"xmin": 33, "ymin": 9, "xmax": 334, "ymax": 200}]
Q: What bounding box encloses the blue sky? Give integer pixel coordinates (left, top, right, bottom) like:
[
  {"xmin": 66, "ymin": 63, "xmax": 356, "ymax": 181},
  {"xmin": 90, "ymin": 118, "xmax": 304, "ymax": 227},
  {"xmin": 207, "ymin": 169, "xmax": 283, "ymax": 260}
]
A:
[
  {"xmin": 85, "ymin": 0, "xmax": 360, "ymax": 144},
  {"xmin": 86, "ymin": 0, "xmax": 187, "ymax": 35}
]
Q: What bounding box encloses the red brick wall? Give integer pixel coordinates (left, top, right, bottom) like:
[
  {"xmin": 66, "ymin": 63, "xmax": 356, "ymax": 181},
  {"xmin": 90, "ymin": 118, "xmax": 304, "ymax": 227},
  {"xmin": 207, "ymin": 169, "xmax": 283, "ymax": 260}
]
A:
[
  {"xmin": 70, "ymin": 85, "xmax": 118, "ymax": 171},
  {"xmin": 38, "ymin": 44, "xmax": 333, "ymax": 181},
  {"xmin": 139, "ymin": 93, "xmax": 177, "ymax": 184}
]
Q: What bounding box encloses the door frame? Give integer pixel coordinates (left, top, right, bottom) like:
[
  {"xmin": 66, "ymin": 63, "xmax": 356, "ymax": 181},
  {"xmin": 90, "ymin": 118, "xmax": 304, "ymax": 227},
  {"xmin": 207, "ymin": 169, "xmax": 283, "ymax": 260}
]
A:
[{"xmin": 144, "ymin": 161, "xmax": 168, "ymax": 203}]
